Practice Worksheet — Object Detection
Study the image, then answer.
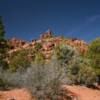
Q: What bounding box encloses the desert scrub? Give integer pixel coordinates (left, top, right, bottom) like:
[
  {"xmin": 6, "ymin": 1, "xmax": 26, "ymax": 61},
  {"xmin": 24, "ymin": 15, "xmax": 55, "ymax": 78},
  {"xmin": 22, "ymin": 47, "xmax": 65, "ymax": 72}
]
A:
[
  {"xmin": 0, "ymin": 59, "xmax": 70, "ymax": 99},
  {"xmin": 54, "ymin": 44, "xmax": 96, "ymax": 86},
  {"xmin": 8, "ymin": 48, "xmax": 35, "ymax": 72}
]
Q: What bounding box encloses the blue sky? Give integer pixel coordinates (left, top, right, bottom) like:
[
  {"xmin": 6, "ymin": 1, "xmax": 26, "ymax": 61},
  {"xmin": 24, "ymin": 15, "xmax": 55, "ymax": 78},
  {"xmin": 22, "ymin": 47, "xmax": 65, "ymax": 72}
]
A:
[{"xmin": 0, "ymin": 0, "xmax": 100, "ymax": 42}]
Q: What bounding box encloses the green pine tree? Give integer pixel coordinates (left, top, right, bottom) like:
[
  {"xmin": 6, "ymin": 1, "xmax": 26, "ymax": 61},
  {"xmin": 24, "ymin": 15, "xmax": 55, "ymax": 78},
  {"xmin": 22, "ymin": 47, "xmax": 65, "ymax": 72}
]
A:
[{"xmin": 0, "ymin": 16, "xmax": 8, "ymax": 68}]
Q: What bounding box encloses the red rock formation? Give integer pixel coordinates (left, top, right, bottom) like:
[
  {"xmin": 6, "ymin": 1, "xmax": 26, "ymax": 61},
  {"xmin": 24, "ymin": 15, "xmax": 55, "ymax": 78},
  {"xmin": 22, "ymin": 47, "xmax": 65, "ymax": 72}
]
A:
[
  {"xmin": 7, "ymin": 31, "xmax": 88, "ymax": 61},
  {"xmin": 9, "ymin": 38, "xmax": 26, "ymax": 49},
  {"xmin": 40, "ymin": 29, "xmax": 53, "ymax": 40},
  {"xmin": 65, "ymin": 39, "xmax": 88, "ymax": 55}
]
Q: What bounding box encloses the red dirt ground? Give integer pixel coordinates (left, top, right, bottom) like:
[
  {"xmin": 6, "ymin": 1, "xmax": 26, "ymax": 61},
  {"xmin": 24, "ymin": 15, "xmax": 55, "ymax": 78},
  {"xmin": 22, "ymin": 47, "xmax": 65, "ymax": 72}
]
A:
[
  {"xmin": 0, "ymin": 85, "xmax": 100, "ymax": 100},
  {"xmin": 64, "ymin": 85, "xmax": 100, "ymax": 100},
  {"xmin": 0, "ymin": 88, "xmax": 33, "ymax": 100}
]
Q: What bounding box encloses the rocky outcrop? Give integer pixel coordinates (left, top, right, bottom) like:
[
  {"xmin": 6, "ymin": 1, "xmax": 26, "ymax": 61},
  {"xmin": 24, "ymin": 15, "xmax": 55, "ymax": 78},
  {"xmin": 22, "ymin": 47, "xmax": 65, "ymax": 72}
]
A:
[
  {"xmin": 7, "ymin": 30, "xmax": 88, "ymax": 60},
  {"xmin": 65, "ymin": 39, "xmax": 88, "ymax": 55},
  {"xmin": 8, "ymin": 38, "xmax": 26, "ymax": 49},
  {"xmin": 40, "ymin": 29, "xmax": 53, "ymax": 40}
]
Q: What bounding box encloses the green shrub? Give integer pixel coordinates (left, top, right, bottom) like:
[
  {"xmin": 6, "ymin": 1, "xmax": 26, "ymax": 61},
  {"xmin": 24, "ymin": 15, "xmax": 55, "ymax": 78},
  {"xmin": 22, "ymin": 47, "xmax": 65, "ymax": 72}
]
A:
[
  {"xmin": 34, "ymin": 52, "xmax": 45, "ymax": 64},
  {"xmin": 9, "ymin": 49, "xmax": 32, "ymax": 72},
  {"xmin": 88, "ymin": 38, "xmax": 100, "ymax": 83},
  {"xmin": 0, "ymin": 16, "xmax": 9, "ymax": 69},
  {"xmin": 0, "ymin": 60, "xmax": 69, "ymax": 99},
  {"xmin": 88, "ymin": 38, "xmax": 100, "ymax": 68},
  {"xmin": 78, "ymin": 64, "xmax": 96, "ymax": 86},
  {"xmin": 66, "ymin": 57, "xmax": 96, "ymax": 86},
  {"xmin": 54, "ymin": 44, "xmax": 96, "ymax": 86},
  {"xmin": 54, "ymin": 44, "xmax": 78, "ymax": 64},
  {"xmin": 34, "ymin": 42, "xmax": 42, "ymax": 51}
]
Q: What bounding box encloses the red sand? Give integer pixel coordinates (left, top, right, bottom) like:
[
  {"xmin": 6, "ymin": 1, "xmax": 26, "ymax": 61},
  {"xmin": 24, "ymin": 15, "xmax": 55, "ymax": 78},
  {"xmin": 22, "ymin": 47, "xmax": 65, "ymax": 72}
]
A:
[
  {"xmin": 64, "ymin": 85, "xmax": 100, "ymax": 100},
  {"xmin": 0, "ymin": 86, "xmax": 100, "ymax": 100},
  {"xmin": 0, "ymin": 88, "xmax": 33, "ymax": 100}
]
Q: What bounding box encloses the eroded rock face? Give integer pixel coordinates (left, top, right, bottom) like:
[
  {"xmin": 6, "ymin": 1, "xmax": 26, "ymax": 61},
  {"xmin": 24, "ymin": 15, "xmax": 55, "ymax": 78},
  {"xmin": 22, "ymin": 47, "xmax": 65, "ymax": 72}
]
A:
[
  {"xmin": 40, "ymin": 29, "xmax": 53, "ymax": 40},
  {"xmin": 8, "ymin": 38, "xmax": 26, "ymax": 49},
  {"xmin": 7, "ymin": 31, "xmax": 88, "ymax": 61},
  {"xmin": 65, "ymin": 39, "xmax": 88, "ymax": 55}
]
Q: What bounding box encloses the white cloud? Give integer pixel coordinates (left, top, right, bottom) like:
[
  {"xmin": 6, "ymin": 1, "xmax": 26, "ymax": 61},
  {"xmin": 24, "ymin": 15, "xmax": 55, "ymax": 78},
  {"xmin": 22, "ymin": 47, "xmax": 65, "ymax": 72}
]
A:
[
  {"xmin": 68, "ymin": 14, "xmax": 100, "ymax": 35},
  {"xmin": 89, "ymin": 15, "xmax": 100, "ymax": 22}
]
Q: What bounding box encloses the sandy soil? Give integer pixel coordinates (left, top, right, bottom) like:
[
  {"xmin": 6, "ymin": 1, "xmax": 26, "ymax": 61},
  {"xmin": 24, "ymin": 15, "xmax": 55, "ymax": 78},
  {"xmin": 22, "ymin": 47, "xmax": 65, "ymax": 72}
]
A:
[
  {"xmin": 64, "ymin": 85, "xmax": 100, "ymax": 100},
  {"xmin": 0, "ymin": 86, "xmax": 100, "ymax": 100},
  {"xmin": 0, "ymin": 88, "xmax": 33, "ymax": 100}
]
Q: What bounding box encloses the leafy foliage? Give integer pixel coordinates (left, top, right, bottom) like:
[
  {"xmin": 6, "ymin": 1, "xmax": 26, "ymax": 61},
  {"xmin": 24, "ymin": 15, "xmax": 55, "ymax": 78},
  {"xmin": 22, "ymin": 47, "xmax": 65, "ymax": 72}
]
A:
[
  {"xmin": 34, "ymin": 52, "xmax": 45, "ymax": 63},
  {"xmin": 34, "ymin": 42, "xmax": 42, "ymax": 51},
  {"xmin": 9, "ymin": 49, "xmax": 34, "ymax": 72},
  {"xmin": 67, "ymin": 57, "xmax": 96, "ymax": 85},
  {"xmin": 9, "ymin": 48, "xmax": 45, "ymax": 72},
  {"xmin": 54, "ymin": 43, "xmax": 78, "ymax": 64},
  {"xmin": 88, "ymin": 38, "xmax": 100, "ymax": 73},
  {"xmin": 54, "ymin": 44, "xmax": 96, "ymax": 85}
]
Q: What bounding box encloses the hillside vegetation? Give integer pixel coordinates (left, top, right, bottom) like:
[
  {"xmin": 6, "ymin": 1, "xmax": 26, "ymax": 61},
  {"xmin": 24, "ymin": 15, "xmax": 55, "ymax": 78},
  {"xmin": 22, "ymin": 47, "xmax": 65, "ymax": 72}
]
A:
[{"xmin": 0, "ymin": 16, "xmax": 100, "ymax": 99}]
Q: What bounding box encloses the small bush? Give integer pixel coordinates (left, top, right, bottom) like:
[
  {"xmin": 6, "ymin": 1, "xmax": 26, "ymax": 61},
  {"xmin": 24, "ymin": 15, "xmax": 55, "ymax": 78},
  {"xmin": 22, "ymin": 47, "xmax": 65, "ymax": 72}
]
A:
[
  {"xmin": 54, "ymin": 44, "xmax": 96, "ymax": 86},
  {"xmin": 0, "ymin": 59, "xmax": 69, "ymax": 99},
  {"xmin": 88, "ymin": 38, "xmax": 100, "ymax": 83},
  {"xmin": 54, "ymin": 44, "xmax": 78, "ymax": 64},
  {"xmin": 8, "ymin": 49, "xmax": 35, "ymax": 72},
  {"xmin": 34, "ymin": 52, "xmax": 45, "ymax": 63},
  {"xmin": 66, "ymin": 57, "xmax": 96, "ymax": 86},
  {"xmin": 34, "ymin": 42, "xmax": 42, "ymax": 51},
  {"xmin": 78, "ymin": 64, "xmax": 96, "ymax": 86}
]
